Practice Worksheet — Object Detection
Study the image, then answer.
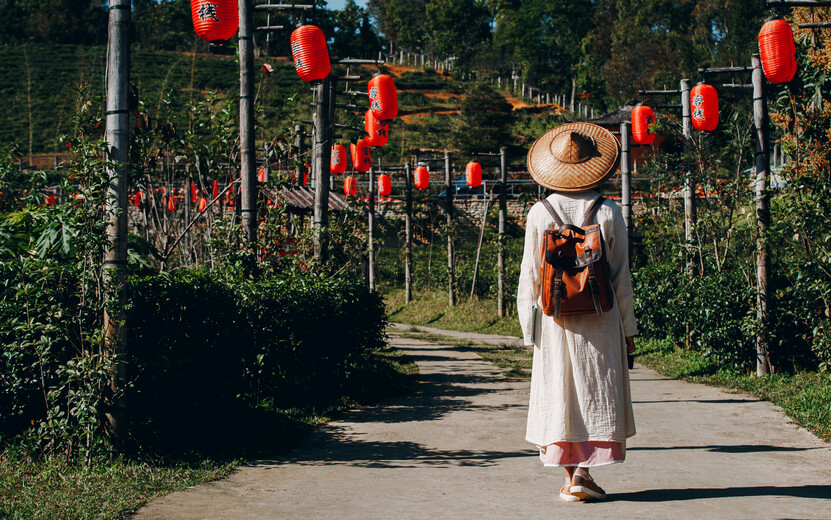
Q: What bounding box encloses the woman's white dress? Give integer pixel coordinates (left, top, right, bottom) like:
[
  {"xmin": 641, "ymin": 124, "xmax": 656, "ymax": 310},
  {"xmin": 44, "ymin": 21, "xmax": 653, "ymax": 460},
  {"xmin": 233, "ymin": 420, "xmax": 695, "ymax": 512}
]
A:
[{"xmin": 517, "ymin": 191, "xmax": 637, "ymax": 459}]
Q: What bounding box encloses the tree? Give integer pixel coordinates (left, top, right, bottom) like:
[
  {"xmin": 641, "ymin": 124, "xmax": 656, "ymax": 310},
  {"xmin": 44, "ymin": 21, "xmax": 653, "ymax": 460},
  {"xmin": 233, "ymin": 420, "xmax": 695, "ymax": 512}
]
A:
[
  {"xmin": 453, "ymin": 82, "xmax": 514, "ymax": 154},
  {"xmin": 367, "ymin": 0, "xmax": 428, "ymax": 51},
  {"xmin": 425, "ymin": 0, "xmax": 491, "ymax": 68},
  {"xmin": 331, "ymin": 0, "xmax": 382, "ymax": 59},
  {"xmin": 492, "ymin": 0, "xmax": 595, "ymax": 97}
]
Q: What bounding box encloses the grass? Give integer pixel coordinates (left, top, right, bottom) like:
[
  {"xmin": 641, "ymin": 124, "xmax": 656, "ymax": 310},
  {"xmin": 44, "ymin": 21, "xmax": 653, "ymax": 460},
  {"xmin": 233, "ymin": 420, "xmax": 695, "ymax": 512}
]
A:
[
  {"xmin": 384, "ymin": 286, "xmax": 522, "ymax": 338},
  {"xmin": 0, "ymin": 345, "xmax": 417, "ymax": 519}
]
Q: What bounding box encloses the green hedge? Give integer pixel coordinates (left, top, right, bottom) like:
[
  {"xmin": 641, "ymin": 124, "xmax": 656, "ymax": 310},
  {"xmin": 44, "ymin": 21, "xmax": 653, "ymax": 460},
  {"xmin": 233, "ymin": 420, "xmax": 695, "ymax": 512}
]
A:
[{"xmin": 124, "ymin": 269, "xmax": 386, "ymax": 452}]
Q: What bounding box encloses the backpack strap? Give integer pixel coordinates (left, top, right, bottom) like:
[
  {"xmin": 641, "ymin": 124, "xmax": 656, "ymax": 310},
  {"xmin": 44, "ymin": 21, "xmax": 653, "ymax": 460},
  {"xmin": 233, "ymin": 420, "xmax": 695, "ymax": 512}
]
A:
[
  {"xmin": 540, "ymin": 199, "xmax": 565, "ymax": 228},
  {"xmin": 581, "ymin": 196, "xmax": 606, "ymax": 227},
  {"xmin": 543, "ymin": 196, "xmax": 605, "ymax": 228}
]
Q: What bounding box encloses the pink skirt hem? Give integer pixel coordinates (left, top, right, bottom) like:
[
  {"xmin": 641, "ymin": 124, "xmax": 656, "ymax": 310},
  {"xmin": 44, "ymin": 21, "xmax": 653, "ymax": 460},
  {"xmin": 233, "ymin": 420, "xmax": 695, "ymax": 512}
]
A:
[{"xmin": 539, "ymin": 441, "xmax": 625, "ymax": 468}]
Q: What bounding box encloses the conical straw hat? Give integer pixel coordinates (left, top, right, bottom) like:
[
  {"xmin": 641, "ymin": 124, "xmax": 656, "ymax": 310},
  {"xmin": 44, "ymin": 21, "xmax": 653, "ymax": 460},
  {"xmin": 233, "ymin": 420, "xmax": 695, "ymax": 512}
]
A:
[{"xmin": 527, "ymin": 122, "xmax": 620, "ymax": 192}]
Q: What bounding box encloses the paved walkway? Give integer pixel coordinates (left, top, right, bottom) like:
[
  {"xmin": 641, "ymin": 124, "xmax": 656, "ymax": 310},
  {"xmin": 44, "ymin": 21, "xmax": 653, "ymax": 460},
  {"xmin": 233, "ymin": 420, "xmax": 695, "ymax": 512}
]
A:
[{"xmin": 135, "ymin": 325, "xmax": 831, "ymax": 519}]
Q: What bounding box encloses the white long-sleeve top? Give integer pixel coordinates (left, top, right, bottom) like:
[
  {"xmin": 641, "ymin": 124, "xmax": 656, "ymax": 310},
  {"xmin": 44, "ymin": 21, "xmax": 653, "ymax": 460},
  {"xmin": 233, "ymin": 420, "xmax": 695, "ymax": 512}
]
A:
[{"xmin": 517, "ymin": 191, "xmax": 637, "ymax": 446}]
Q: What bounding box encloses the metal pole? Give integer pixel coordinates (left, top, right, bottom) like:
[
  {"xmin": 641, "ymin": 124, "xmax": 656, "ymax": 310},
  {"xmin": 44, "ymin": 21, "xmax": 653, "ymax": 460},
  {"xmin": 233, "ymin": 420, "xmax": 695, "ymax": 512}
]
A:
[
  {"xmin": 405, "ymin": 162, "xmax": 413, "ymax": 303},
  {"xmin": 681, "ymin": 78, "xmax": 696, "ymax": 276},
  {"xmin": 103, "ymin": 0, "xmax": 130, "ymax": 446},
  {"xmin": 498, "ymin": 146, "xmax": 507, "ymax": 317},
  {"xmin": 313, "ymin": 77, "xmax": 332, "ymax": 260},
  {"xmin": 368, "ymin": 166, "xmax": 376, "ymax": 291},
  {"xmin": 239, "ymin": 0, "xmax": 257, "ymax": 246},
  {"xmin": 752, "ymin": 54, "xmax": 771, "ymax": 376},
  {"xmin": 445, "ymin": 151, "xmax": 455, "ymax": 306},
  {"xmin": 620, "ymin": 121, "xmax": 632, "ymax": 239}
]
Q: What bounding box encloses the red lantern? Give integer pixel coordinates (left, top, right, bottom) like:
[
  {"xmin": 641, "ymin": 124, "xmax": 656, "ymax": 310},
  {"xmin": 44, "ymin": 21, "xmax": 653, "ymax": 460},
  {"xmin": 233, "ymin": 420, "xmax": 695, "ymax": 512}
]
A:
[
  {"xmin": 344, "ymin": 176, "xmax": 357, "ymax": 197},
  {"xmin": 378, "ymin": 174, "xmax": 392, "ymax": 196},
  {"xmin": 190, "ymin": 0, "xmax": 238, "ymax": 45},
  {"xmin": 350, "ymin": 139, "xmax": 371, "ymax": 173},
  {"xmin": 132, "ymin": 192, "xmax": 142, "ymax": 208},
  {"xmin": 257, "ymin": 168, "xmax": 266, "ymax": 183},
  {"xmin": 290, "ymin": 25, "xmax": 330, "ymax": 84},
  {"xmin": 466, "ymin": 161, "xmax": 482, "ymax": 188},
  {"xmin": 212, "ymin": 180, "xmax": 219, "ymax": 199},
  {"xmin": 631, "ymin": 105, "xmax": 656, "ymax": 145},
  {"xmin": 190, "ymin": 182, "xmax": 198, "ymax": 204},
  {"xmin": 331, "ymin": 144, "xmax": 347, "ymax": 174},
  {"xmin": 691, "ymin": 83, "xmax": 719, "ymax": 132},
  {"xmin": 364, "ymin": 110, "xmax": 389, "ymax": 147},
  {"xmin": 759, "ymin": 18, "xmax": 797, "ymax": 85},
  {"xmin": 414, "ymin": 166, "xmax": 429, "ymax": 190},
  {"xmin": 198, "ymin": 197, "xmax": 207, "ymax": 212},
  {"xmin": 367, "ymin": 74, "xmax": 398, "ymax": 122},
  {"xmin": 167, "ymin": 194, "xmax": 176, "ymax": 211}
]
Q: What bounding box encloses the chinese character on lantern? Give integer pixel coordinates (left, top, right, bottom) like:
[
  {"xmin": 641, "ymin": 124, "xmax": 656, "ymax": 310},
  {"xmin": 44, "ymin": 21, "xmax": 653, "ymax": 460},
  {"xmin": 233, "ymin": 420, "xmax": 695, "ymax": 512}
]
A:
[{"xmin": 197, "ymin": 2, "xmax": 220, "ymax": 22}]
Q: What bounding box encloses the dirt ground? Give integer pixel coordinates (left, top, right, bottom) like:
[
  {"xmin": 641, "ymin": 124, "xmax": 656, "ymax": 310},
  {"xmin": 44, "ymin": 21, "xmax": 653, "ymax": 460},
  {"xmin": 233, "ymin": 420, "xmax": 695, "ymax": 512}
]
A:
[{"xmin": 134, "ymin": 324, "xmax": 831, "ymax": 519}]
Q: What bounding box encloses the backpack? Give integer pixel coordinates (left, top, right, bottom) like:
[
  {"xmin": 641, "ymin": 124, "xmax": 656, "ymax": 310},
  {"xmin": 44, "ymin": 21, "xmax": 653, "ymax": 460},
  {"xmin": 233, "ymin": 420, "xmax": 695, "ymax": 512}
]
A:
[{"xmin": 539, "ymin": 196, "xmax": 614, "ymax": 318}]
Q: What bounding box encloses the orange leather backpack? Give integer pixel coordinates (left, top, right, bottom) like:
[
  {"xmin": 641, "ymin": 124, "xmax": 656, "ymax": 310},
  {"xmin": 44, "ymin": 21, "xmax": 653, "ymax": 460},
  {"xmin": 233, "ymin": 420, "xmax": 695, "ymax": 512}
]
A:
[{"xmin": 539, "ymin": 197, "xmax": 613, "ymax": 318}]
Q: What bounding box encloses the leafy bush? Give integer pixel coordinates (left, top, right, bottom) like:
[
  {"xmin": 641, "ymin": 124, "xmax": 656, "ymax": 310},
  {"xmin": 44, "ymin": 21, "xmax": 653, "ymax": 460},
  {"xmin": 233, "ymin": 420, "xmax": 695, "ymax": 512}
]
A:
[{"xmin": 123, "ymin": 269, "xmax": 386, "ymax": 452}]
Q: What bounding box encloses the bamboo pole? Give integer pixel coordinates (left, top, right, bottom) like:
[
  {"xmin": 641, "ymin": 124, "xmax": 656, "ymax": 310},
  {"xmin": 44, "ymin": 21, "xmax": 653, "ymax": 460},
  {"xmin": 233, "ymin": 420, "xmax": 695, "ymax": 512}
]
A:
[
  {"xmin": 103, "ymin": 0, "xmax": 131, "ymax": 446},
  {"xmin": 497, "ymin": 147, "xmax": 507, "ymax": 317},
  {"xmin": 444, "ymin": 152, "xmax": 456, "ymax": 306},
  {"xmin": 752, "ymin": 54, "xmax": 771, "ymax": 376},
  {"xmin": 239, "ymin": 0, "xmax": 257, "ymax": 246},
  {"xmin": 405, "ymin": 162, "xmax": 413, "ymax": 303}
]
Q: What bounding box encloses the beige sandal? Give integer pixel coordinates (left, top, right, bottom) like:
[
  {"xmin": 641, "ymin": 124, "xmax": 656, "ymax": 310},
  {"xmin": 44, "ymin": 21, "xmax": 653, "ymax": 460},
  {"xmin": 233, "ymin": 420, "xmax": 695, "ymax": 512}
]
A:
[
  {"xmin": 570, "ymin": 472, "xmax": 606, "ymax": 501},
  {"xmin": 559, "ymin": 478, "xmax": 581, "ymax": 502}
]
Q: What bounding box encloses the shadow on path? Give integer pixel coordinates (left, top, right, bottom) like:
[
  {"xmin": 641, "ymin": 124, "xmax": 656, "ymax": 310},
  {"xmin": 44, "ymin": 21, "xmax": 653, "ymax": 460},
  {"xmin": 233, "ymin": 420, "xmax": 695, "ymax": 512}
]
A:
[{"xmin": 611, "ymin": 484, "xmax": 831, "ymax": 502}]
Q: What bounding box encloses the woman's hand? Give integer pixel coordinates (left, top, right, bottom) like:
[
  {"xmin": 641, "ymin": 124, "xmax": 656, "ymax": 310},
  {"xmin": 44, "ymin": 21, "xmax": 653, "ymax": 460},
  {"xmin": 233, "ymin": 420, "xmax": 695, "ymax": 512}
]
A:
[{"xmin": 625, "ymin": 336, "xmax": 636, "ymax": 354}]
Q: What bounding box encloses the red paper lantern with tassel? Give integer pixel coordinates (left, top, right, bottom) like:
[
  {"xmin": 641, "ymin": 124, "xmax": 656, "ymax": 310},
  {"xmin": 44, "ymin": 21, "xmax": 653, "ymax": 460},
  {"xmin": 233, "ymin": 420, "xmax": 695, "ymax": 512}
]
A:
[
  {"xmin": 190, "ymin": 0, "xmax": 238, "ymax": 45},
  {"xmin": 290, "ymin": 25, "xmax": 330, "ymax": 84},
  {"xmin": 364, "ymin": 110, "xmax": 389, "ymax": 147},
  {"xmin": 344, "ymin": 176, "xmax": 357, "ymax": 197},
  {"xmin": 198, "ymin": 197, "xmax": 207, "ymax": 212},
  {"xmin": 351, "ymin": 139, "xmax": 371, "ymax": 173},
  {"xmin": 331, "ymin": 144, "xmax": 347, "ymax": 174},
  {"xmin": 167, "ymin": 194, "xmax": 176, "ymax": 211},
  {"xmin": 465, "ymin": 161, "xmax": 482, "ymax": 188},
  {"xmin": 377, "ymin": 174, "xmax": 392, "ymax": 196},
  {"xmin": 212, "ymin": 180, "xmax": 219, "ymax": 199},
  {"xmin": 190, "ymin": 183, "xmax": 198, "ymax": 204},
  {"xmin": 367, "ymin": 74, "xmax": 398, "ymax": 122},
  {"xmin": 414, "ymin": 166, "xmax": 429, "ymax": 190},
  {"xmin": 759, "ymin": 18, "xmax": 797, "ymax": 85},
  {"xmin": 257, "ymin": 168, "xmax": 266, "ymax": 183},
  {"xmin": 690, "ymin": 83, "xmax": 719, "ymax": 132},
  {"xmin": 631, "ymin": 104, "xmax": 656, "ymax": 145}
]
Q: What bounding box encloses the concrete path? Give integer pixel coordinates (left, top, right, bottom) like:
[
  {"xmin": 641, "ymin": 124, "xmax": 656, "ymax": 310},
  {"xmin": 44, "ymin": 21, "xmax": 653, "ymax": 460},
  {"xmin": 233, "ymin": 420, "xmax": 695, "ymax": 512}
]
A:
[{"xmin": 135, "ymin": 325, "xmax": 831, "ymax": 519}]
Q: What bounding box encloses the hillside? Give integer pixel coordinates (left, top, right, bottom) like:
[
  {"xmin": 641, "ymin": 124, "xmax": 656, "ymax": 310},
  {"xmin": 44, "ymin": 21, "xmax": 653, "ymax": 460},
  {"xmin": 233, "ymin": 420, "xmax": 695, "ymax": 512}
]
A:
[{"xmin": 0, "ymin": 44, "xmax": 567, "ymax": 167}]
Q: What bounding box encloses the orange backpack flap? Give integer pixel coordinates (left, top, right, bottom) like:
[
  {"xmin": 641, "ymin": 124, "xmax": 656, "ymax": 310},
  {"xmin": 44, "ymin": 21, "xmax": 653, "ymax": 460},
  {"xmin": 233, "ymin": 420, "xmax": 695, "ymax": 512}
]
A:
[{"xmin": 539, "ymin": 198, "xmax": 614, "ymax": 318}]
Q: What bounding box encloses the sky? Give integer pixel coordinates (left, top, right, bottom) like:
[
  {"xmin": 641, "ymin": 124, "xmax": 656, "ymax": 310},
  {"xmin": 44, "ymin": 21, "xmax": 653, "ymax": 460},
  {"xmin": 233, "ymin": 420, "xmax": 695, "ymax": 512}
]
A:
[{"xmin": 325, "ymin": 0, "xmax": 369, "ymax": 11}]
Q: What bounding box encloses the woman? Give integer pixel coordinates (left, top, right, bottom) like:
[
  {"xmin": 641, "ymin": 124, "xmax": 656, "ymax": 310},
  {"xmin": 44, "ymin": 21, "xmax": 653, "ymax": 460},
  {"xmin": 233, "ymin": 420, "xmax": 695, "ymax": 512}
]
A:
[{"xmin": 517, "ymin": 122, "xmax": 637, "ymax": 502}]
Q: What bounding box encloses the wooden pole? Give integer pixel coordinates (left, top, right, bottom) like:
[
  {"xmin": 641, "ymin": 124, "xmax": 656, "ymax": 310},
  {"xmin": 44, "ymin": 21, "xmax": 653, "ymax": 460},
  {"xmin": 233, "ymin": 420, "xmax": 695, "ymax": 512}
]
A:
[
  {"xmin": 445, "ymin": 151, "xmax": 455, "ymax": 306},
  {"xmin": 620, "ymin": 121, "xmax": 633, "ymax": 251},
  {"xmin": 294, "ymin": 124, "xmax": 304, "ymax": 187},
  {"xmin": 312, "ymin": 77, "xmax": 332, "ymax": 260},
  {"xmin": 681, "ymin": 78, "xmax": 696, "ymax": 276},
  {"xmin": 752, "ymin": 54, "xmax": 771, "ymax": 376},
  {"xmin": 239, "ymin": 0, "xmax": 257, "ymax": 246},
  {"xmin": 405, "ymin": 162, "xmax": 413, "ymax": 303},
  {"xmin": 497, "ymin": 146, "xmax": 507, "ymax": 317},
  {"xmin": 368, "ymin": 166, "xmax": 376, "ymax": 291},
  {"xmin": 103, "ymin": 0, "xmax": 131, "ymax": 446}
]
